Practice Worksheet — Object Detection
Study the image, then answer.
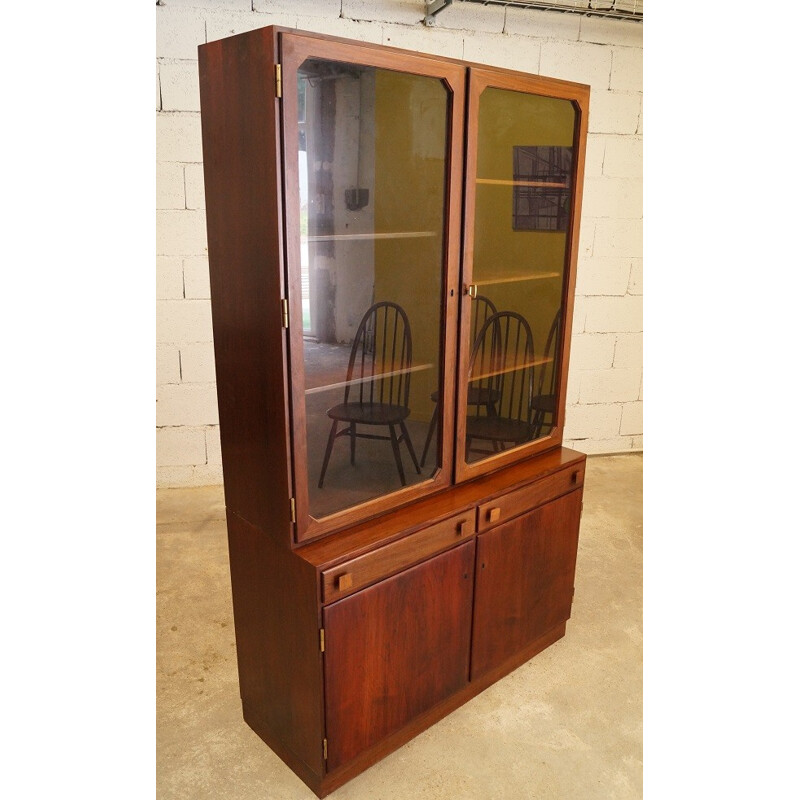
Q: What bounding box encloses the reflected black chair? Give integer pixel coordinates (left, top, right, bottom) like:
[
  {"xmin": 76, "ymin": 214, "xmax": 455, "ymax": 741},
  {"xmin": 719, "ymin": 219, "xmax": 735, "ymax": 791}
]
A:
[
  {"xmin": 465, "ymin": 310, "xmax": 536, "ymax": 460},
  {"xmin": 318, "ymin": 301, "xmax": 421, "ymax": 488},
  {"xmin": 420, "ymin": 294, "xmax": 498, "ymax": 467},
  {"xmin": 531, "ymin": 309, "xmax": 561, "ymax": 439}
]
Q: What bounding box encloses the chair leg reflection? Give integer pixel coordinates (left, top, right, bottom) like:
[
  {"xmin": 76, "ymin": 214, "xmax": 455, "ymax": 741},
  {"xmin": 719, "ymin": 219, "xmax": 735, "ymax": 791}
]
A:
[{"xmin": 318, "ymin": 418, "xmax": 421, "ymax": 489}]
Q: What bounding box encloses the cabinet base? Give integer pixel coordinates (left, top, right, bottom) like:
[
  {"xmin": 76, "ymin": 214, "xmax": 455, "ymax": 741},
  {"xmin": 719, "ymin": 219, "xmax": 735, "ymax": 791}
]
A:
[{"xmin": 244, "ymin": 620, "xmax": 568, "ymax": 798}]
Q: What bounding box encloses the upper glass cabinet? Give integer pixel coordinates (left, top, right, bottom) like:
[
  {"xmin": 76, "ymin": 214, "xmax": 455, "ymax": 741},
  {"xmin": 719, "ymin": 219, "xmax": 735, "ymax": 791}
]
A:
[
  {"xmin": 456, "ymin": 68, "xmax": 587, "ymax": 482},
  {"xmin": 281, "ymin": 34, "xmax": 465, "ymax": 540}
]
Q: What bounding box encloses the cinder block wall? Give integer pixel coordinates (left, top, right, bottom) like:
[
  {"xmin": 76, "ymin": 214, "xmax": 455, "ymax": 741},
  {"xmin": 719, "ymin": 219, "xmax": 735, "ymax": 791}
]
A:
[{"xmin": 156, "ymin": 0, "xmax": 643, "ymax": 488}]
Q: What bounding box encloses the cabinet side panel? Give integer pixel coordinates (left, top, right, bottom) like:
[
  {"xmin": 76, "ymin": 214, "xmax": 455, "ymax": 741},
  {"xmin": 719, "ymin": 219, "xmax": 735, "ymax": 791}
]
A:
[
  {"xmin": 198, "ymin": 30, "xmax": 292, "ymax": 536},
  {"xmin": 226, "ymin": 510, "xmax": 324, "ymax": 779},
  {"xmin": 471, "ymin": 488, "xmax": 582, "ymax": 680},
  {"xmin": 323, "ymin": 541, "xmax": 475, "ymax": 772}
]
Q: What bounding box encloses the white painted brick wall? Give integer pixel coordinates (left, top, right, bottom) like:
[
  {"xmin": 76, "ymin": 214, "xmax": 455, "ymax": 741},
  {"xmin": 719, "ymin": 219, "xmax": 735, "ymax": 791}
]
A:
[
  {"xmin": 184, "ymin": 164, "xmax": 205, "ymax": 209},
  {"xmin": 156, "ymin": 114, "xmax": 203, "ymax": 163},
  {"xmin": 156, "ymin": 299, "xmax": 213, "ymax": 344},
  {"xmin": 578, "ymin": 368, "xmax": 641, "ymax": 405},
  {"xmin": 603, "ymin": 135, "xmax": 642, "ymax": 177},
  {"xmin": 462, "ymin": 32, "xmax": 540, "ymax": 73},
  {"xmin": 569, "ymin": 333, "xmax": 616, "ymax": 371},
  {"xmin": 613, "ymin": 333, "xmax": 643, "ymax": 369},
  {"xmin": 156, "ymin": 0, "xmax": 643, "ymax": 487},
  {"xmin": 382, "ymin": 24, "xmax": 464, "ymax": 60},
  {"xmin": 540, "ymin": 41, "xmax": 612, "ymax": 88},
  {"xmin": 620, "ymin": 401, "xmax": 643, "ymax": 436},
  {"xmin": 589, "ymin": 89, "xmax": 641, "ymax": 134},
  {"xmin": 504, "ymin": 7, "xmax": 580, "ymax": 40},
  {"xmin": 157, "ymin": 426, "xmax": 207, "ymax": 467},
  {"xmin": 575, "ymin": 256, "xmax": 631, "ymax": 296},
  {"xmin": 180, "ymin": 342, "xmax": 217, "ymax": 383},
  {"xmin": 156, "ymin": 162, "xmax": 186, "ymax": 210},
  {"xmin": 183, "ymin": 256, "xmax": 211, "ymax": 299},
  {"xmin": 159, "ymin": 61, "xmax": 201, "ymax": 112},
  {"xmin": 157, "ymin": 344, "xmax": 181, "ymax": 385},
  {"xmin": 435, "ymin": 2, "xmax": 505, "ymax": 34},
  {"xmin": 156, "ymin": 210, "xmax": 208, "ymax": 256},
  {"xmin": 156, "ymin": 256, "xmax": 184, "ymax": 300},
  {"xmin": 157, "ymin": 384, "xmax": 219, "ymax": 427}
]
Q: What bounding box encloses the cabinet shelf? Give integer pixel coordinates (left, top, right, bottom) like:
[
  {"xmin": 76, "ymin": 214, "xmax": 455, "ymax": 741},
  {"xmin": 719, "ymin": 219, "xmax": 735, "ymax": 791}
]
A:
[
  {"xmin": 305, "ymin": 363, "xmax": 434, "ymax": 396},
  {"xmin": 473, "ymin": 272, "xmax": 560, "ymax": 287},
  {"xmin": 470, "ymin": 356, "xmax": 552, "ymax": 383},
  {"xmin": 476, "ymin": 178, "xmax": 568, "ymax": 189}
]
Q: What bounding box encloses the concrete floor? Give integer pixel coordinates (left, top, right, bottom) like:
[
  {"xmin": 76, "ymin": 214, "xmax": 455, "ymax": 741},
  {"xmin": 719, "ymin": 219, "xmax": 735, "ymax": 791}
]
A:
[{"xmin": 157, "ymin": 452, "xmax": 642, "ymax": 800}]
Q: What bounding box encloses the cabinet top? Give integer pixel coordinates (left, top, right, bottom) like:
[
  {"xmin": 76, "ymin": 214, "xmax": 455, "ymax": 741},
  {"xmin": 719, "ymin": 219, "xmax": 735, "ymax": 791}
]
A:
[
  {"xmin": 199, "ymin": 24, "xmax": 591, "ymax": 96},
  {"xmin": 296, "ymin": 447, "xmax": 586, "ymax": 570}
]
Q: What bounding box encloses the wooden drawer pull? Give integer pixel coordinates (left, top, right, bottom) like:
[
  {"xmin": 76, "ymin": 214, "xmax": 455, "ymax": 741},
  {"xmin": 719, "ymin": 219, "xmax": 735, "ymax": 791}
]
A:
[
  {"xmin": 456, "ymin": 519, "xmax": 470, "ymax": 536},
  {"xmin": 487, "ymin": 507, "xmax": 501, "ymax": 523},
  {"xmin": 571, "ymin": 470, "xmax": 579, "ymax": 484},
  {"xmin": 337, "ymin": 573, "xmax": 353, "ymax": 591}
]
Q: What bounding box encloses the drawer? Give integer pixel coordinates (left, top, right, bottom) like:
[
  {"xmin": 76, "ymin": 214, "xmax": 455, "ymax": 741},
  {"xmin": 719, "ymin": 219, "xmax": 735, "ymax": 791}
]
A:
[
  {"xmin": 476, "ymin": 462, "xmax": 584, "ymax": 531},
  {"xmin": 321, "ymin": 511, "xmax": 476, "ymax": 604}
]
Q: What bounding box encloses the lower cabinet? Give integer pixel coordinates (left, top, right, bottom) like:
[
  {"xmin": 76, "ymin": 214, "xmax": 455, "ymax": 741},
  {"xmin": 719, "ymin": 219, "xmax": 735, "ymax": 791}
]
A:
[
  {"xmin": 471, "ymin": 490, "xmax": 582, "ymax": 680},
  {"xmin": 323, "ymin": 541, "xmax": 475, "ymax": 770},
  {"xmin": 232, "ymin": 453, "xmax": 586, "ymax": 797},
  {"xmin": 320, "ymin": 483, "xmax": 582, "ymax": 780}
]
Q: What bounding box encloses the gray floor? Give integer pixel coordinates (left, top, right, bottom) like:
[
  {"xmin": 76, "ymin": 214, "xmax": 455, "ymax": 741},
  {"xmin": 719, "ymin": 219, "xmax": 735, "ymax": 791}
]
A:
[{"xmin": 156, "ymin": 453, "xmax": 642, "ymax": 800}]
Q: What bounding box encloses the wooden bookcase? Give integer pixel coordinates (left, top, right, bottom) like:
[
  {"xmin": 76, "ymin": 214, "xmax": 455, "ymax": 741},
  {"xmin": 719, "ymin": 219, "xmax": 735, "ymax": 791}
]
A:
[{"xmin": 198, "ymin": 25, "xmax": 589, "ymax": 798}]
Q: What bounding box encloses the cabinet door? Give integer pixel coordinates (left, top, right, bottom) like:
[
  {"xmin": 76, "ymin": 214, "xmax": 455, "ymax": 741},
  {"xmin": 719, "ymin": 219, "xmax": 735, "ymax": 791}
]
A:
[
  {"xmin": 456, "ymin": 68, "xmax": 589, "ymax": 483},
  {"xmin": 471, "ymin": 490, "xmax": 581, "ymax": 680},
  {"xmin": 323, "ymin": 540, "xmax": 475, "ymax": 771},
  {"xmin": 280, "ymin": 32, "xmax": 466, "ymax": 542}
]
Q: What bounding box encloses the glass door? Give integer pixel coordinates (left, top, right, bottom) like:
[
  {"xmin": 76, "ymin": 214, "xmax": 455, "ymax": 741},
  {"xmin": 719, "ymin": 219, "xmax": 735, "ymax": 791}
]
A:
[
  {"xmin": 281, "ymin": 33, "xmax": 465, "ymax": 542},
  {"xmin": 455, "ymin": 68, "xmax": 589, "ymax": 482}
]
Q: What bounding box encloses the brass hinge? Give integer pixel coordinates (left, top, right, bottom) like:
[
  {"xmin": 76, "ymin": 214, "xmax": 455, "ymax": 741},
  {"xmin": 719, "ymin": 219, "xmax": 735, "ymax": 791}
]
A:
[
  {"xmin": 289, "ymin": 496, "xmax": 296, "ymax": 523},
  {"xmin": 319, "ymin": 628, "xmax": 325, "ymax": 652},
  {"xmin": 281, "ymin": 298, "xmax": 289, "ymax": 328},
  {"xmin": 275, "ymin": 63, "xmax": 282, "ymax": 98},
  {"xmin": 323, "ymin": 738, "xmax": 328, "ymax": 761}
]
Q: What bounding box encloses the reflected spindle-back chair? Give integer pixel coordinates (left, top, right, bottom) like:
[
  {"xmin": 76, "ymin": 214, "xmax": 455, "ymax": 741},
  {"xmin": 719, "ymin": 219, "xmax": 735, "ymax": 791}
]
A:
[
  {"xmin": 318, "ymin": 301, "xmax": 420, "ymax": 488},
  {"xmin": 465, "ymin": 310, "xmax": 536, "ymax": 461}
]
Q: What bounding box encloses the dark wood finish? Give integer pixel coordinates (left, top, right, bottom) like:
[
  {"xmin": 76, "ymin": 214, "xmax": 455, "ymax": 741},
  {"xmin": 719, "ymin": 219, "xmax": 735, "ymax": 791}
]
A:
[
  {"xmin": 476, "ymin": 460, "xmax": 584, "ymax": 531},
  {"xmin": 298, "ymin": 447, "xmax": 585, "ymax": 570},
  {"xmin": 471, "ymin": 490, "xmax": 582, "ymax": 680},
  {"xmin": 321, "ymin": 510, "xmax": 475, "ymax": 603},
  {"xmin": 323, "ymin": 542, "xmax": 475, "ymax": 771},
  {"xmin": 225, "ymin": 511, "xmax": 324, "ymax": 779},
  {"xmin": 199, "ymin": 26, "xmax": 589, "ymax": 798},
  {"xmin": 318, "ymin": 621, "xmax": 566, "ymax": 797},
  {"xmin": 455, "ymin": 66, "xmax": 590, "ymax": 484},
  {"xmin": 280, "ymin": 32, "xmax": 467, "ymax": 543},
  {"xmin": 198, "ymin": 28, "xmax": 293, "ymax": 538}
]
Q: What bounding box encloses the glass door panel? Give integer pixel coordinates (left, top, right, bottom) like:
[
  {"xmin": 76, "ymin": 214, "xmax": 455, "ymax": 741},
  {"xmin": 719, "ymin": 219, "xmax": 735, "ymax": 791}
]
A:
[
  {"xmin": 457, "ymin": 70, "xmax": 585, "ymax": 478},
  {"xmin": 281, "ymin": 35, "xmax": 464, "ymax": 540}
]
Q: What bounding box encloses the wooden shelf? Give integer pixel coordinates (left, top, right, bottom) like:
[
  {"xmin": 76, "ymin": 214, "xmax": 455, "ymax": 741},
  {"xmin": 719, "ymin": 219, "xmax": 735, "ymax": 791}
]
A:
[
  {"xmin": 473, "ymin": 272, "xmax": 561, "ymax": 287},
  {"xmin": 305, "ymin": 363, "xmax": 434, "ymax": 396},
  {"xmin": 470, "ymin": 356, "xmax": 553, "ymax": 383},
  {"xmin": 476, "ymin": 178, "xmax": 568, "ymax": 189}
]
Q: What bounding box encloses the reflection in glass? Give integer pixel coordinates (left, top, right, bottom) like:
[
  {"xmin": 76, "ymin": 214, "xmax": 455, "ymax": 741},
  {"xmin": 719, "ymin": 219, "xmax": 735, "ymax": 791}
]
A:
[
  {"xmin": 465, "ymin": 88, "xmax": 577, "ymax": 464},
  {"xmin": 297, "ymin": 58, "xmax": 448, "ymax": 519}
]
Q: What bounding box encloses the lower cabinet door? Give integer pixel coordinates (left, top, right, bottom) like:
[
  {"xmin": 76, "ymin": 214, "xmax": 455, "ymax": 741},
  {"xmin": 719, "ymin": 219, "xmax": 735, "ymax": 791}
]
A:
[
  {"xmin": 471, "ymin": 489, "xmax": 581, "ymax": 681},
  {"xmin": 323, "ymin": 541, "xmax": 475, "ymax": 771}
]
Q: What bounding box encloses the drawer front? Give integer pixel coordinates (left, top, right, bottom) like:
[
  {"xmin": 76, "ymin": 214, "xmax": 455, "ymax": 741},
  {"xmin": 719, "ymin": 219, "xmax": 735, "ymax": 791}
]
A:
[
  {"xmin": 322, "ymin": 512, "xmax": 476, "ymax": 604},
  {"xmin": 476, "ymin": 463, "xmax": 584, "ymax": 532}
]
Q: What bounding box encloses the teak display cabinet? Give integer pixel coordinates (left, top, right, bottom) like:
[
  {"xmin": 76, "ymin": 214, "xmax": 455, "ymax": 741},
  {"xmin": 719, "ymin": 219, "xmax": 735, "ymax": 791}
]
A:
[{"xmin": 199, "ymin": 25, "xmax": 589, "ymax": 798}]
